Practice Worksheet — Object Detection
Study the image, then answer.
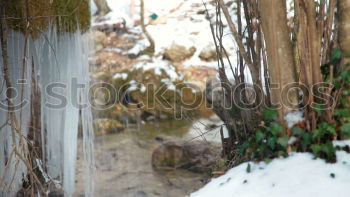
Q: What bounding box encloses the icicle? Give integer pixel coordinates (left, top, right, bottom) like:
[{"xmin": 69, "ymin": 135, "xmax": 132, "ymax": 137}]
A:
[{"xmin": 0, "ymin": 26, "xmax": 94, "ymax": 196}]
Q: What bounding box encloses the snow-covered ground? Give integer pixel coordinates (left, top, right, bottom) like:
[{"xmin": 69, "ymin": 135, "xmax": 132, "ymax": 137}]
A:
[
  {"xmin": 92, "ymin": 2, "xmax": 350, "ymax": 196},
  {"xmin": 185, "ymin": 115, "xmax": 229, "ymax": 143},
  {"xmin": 92, "ymin": 0, "xmax": 247, "ymax": 81},
  {"xmin": 191, "ymin": 150, "xmax": 350, "ymax": 197}
]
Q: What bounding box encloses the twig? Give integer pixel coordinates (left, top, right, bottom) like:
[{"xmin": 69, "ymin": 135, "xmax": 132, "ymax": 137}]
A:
[{"xmin": 217, "ymin": 0, "xmax": 258, "ymax": 84}]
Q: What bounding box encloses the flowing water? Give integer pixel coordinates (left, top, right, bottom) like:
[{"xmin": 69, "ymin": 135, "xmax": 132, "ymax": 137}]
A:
[{"xmin": 74, "ymin": 116, "xmax": 224, "ymax": 197}]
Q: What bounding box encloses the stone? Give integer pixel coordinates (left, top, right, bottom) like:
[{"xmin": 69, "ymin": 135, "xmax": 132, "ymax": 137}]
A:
[
  {"xmin": 163, "ymin": 44, "xmax": 196, "ymax": 62},
  {"xmin": 199, "ymin": 47, "xmax": 217, "ymax": 61},
  {"xmin": 93, "ymin": 119, "xmax": 124, "ymax": 135},
  {"xmin": 152, "ymin": 139, "xmax": 221, "ymax": 173},
  {"xmin": 92, "ymin": 30, "xmax": 107, "ymax": 51}
]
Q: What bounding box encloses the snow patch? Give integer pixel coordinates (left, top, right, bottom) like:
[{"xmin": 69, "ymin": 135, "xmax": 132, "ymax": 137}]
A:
[
  {"xmin": 133, "ymin": 58, "xmax": 183, "ymax": 81},
  {"xmin": 191, "ymin": 152, "xmax": 350, "ymax": 197},
  {"xmin": 284, "ymin": 111, "xmax": 304, "ymax": 128},
  {"xmin": 113, "ymin": 73, "xmax": 128, "ymax": 80}
]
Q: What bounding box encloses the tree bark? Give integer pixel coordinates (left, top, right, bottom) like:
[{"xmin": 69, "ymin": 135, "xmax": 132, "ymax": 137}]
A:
[
  {"xmin": 338, "ymin": 0, "xmax": 350, "ymax": 65},
  {"xmin": 140, "ymin": 0, "xmax": 155, "ymax": 54},
  {"xmin": 259, "ymin": 0, "xmax": 298, "ymax": 122},
  {"xmin": 94, "ymin": 0, "xmax": 111, "ymax": 16}
]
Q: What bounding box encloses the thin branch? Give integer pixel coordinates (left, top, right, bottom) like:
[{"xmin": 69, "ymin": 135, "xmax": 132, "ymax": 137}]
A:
[{"xmin": 217, "ymin": 0, "xmax": 258, "ymax": 84}]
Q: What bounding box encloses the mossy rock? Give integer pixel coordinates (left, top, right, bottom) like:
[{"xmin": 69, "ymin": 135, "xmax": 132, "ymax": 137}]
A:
[
  {"xmin": 163, "ymin": 44, "xmax": 196, "ymax": 62},
  {"xmin": 199, "ymin": 47, "xmax": 218, "ymax": 61},
  {"xmin": 113, "ymin": 61, "xmax": 204, "ymax": 119},
  {"xmin": 152, "ymin": 139, "xmax": 221, "ymax": 173},
  {"xmin": 4, "ymin": 0, "xmax": 91, "ymax": 38},
  {"xmin": 91, "ymin": 59, "xmax": 207, "ymax": 121},
  {"xmin": 93, "ymin": 118, "xmax": 124, "ymax": 135}
]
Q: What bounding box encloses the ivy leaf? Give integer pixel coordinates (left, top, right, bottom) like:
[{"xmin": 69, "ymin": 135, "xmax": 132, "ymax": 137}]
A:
[
  {"xmin": 322, "ymin": 142, "xmax": 336, "ymax": 160},
  {"xmin": 277, "ymin": 136, "xmax": 289, "ymax": 148},
  {"xmin": 301, "ymin": 133, "xmax": 312, "ymax": 150},
  {"xmin": 311, "ymin": 144, "xmax": 322, "ymax": 155},
  {"xmin": 292, "ymin": 127, "xmax": 304, "ymax": 135},
  {"xmin": 313, "ymin": 129, "xmax": 323, "ymax": 139},
  {"xmin": 331, "ymin": 48, "xmax": 342, "ymax": 64},
  {"xmin": 256, "ymin": 131, "xmax": 266, "ymax": 142},
  {"xmin": 267, "ymin": 137, "xmax": 276, "ymax": 150},
  {"xmin": 269, "ymin": 123, "xmax": 283, "ymax": 136},
  {"xmin": 316, "ymin": 123, "xmax": 337, "ymax": 137},
  {"xmin": 263, "ymin": 109, "xmax": 278, "ymax": 121},
  {"xmin": 341, "ymin": 123, "xmax": 350, "ymax": 137}
]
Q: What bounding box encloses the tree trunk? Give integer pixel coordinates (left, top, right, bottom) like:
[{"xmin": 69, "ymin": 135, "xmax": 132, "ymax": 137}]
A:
[
  {"xmin": 338, "ymin": 0, "xmax": 350, "ymax": 65},
  {"xmin": 294, "ymin": 0, "xmax": 325, "ymax": 129},
  {"xmin": 140, "ymin": 0, "xmax": 155, "ymax": 54},
  {"xmin": 259, "ymin": 0, "xmax": 298, "ymax": 123},
  {"xmin": 94, "ymin": 0, "xmax": 111, "ymax": 16}
]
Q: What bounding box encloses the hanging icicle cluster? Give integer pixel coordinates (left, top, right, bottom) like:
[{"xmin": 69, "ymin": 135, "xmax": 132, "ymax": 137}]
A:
[{"xmin": 0, "ymin": 1, "xmax": 93, "ymax": 196}]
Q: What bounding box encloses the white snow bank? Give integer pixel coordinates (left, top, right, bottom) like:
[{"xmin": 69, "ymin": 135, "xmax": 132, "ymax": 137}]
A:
[
  {"xmin": 133, "ymin": 58, "xmax": 183, "ymax": 81},
  {"xmin": 191, "ymin": 152, "xmax": 350, "ymax": 197}
]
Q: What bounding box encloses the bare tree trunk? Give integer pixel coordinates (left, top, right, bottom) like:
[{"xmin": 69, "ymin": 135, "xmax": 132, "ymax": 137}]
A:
[
  {"xmin": 338, "ymin": 0, "xmax": 350, "ymax": 65},
  {"xmin": 140, "ymin": 0, "xmax": 155, "ymax": 54},
  {"xmin": 259, "ymin": 0, "xmax": 298, "ymax": 123},
  {"xmin": 94, "ymin": 0, "xmax": 111, "ymax": 16},
  {"xmin": 130, "ymin": 0, "xmax": 136, "ymax": 21},
  {"xmin": 293, "ymin": 0, "xmax": 326, "ymax": 129}
]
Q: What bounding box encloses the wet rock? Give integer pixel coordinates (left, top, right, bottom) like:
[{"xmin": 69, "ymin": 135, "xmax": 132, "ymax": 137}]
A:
[
  {"xmin": 163, "ymin": 44, "xmax": 196, "ymax": 62},
  {"xmin": 152, "ymin": 139, "xmax": 221, "ymax": 173},
  {"xmin": 199, "ymin": 47, "xmax": 217, "ymax": 61},
  {"xmin": 93, "ymin": 118, "xmax": 124, "ymax": 135}
]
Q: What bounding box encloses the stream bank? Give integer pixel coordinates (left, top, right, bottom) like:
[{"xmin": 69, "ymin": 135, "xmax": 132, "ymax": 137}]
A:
[{"xmin": 74, "ymin": 116, "xmax": 225, "ymax": 197}]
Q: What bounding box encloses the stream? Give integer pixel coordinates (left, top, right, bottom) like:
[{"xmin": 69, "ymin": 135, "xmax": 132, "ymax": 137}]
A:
[{"xmin": 74, "ymin": 115, "xmax": 224, "ymax": 197}]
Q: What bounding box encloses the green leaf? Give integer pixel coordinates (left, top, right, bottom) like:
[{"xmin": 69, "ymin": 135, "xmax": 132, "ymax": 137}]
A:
[
  {"xmin": 292, "ymin": 127, "xmax": 304, "ymax": 135},
  {"xmin": 256, "ymin": 131, "xmax": 266, "ymax": 142},
  {"xmin": 246, "ymin": 163, "xmax": 251, "ymax": 173},
  {"xmin": 311, "ymin": 144, "xmax": 322, "ymax": 155},
  {"xmin": 341, "ymin": 123, "xmax": 350, "ymax": 137},
  {"xmin": 331, "ymin": 48, "xmax": 342, "ymax": 63},
  {"xmin": 263, "ymin": 109, "xmax": 278, "ymax": 121},
  {"xmin": 321, "ymin": 142, "xmax": 336, "ymax": 160},
  {"xmin": 269, "ymin": 123, "xmax": 283, "ymax": 136},
  {"xmin": 267, "ymin": 137, "xmax": 276, "ymax": 150},
  {"xmin": 313, "ymin": 129, "xmax": 323, "ymax": 139},
  {"xmin": 277, "ymin": 136, "xmax": 289, "ymax": 148},
  {"xmin": 239, "ymin": 141, "xmax": 250, "ymax": 155},
  {"xmin": 316, "ymin": 123, "xmax": 337, "ymax": 137},
  {"xmin": 301, "ymin": 133, "xmax": 312, "ymax": 150}
]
